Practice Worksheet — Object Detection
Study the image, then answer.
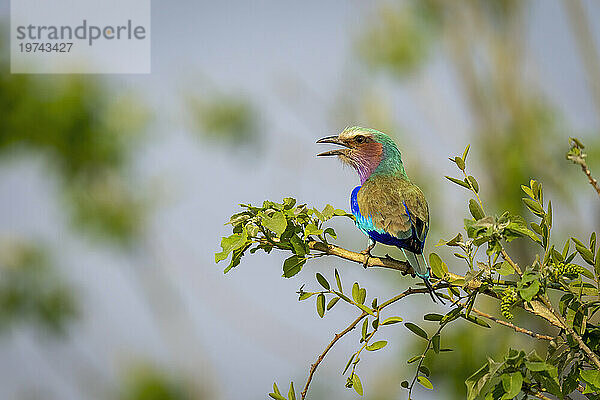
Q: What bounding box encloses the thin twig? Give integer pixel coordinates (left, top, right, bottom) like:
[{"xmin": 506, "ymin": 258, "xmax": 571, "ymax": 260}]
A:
[
  {"xmin": 300, "ymin": 287, "xmax": 431, "ymax": 400},
  {"xmin": 501, "ymin": 248, "xmax": 522, "ymax": 275},
  {"xmin": 467, "ymin": 305, "xmax": 554, "ymax": 341},
  {"xmin": 579, "ymin": 161, "xmax": 600, "ymax": 198},
  {"xmin": 407, "ymin": 323, "xmax": 445, "ymax": 400},
  {"xmin": 300, "ymin": 312, "xmax": 366, "ymax": 400},
  {"xmin": 567, "ymin": 139, "xmax": 600, "ymax": 198}
]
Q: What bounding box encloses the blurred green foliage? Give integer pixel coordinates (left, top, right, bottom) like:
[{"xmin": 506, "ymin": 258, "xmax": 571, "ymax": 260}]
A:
[
  {"xmin": 358, "ymin": 1, "xmax": 440, "ymax": 77},
  {"xmin": 0, "ymin": 72, "xmax": 147, "ymax": 244},
  {"xmin": 188, "ymin": 92, "xmax": 260, "ymax": 147},
  {"xmin": 120, "ymin": 364, "xmax": 203, "ymax": 400},
  {"xmin": 0, "ymin": 239, "xmax": 76, "ymax": 335},
  {"xmin": 357, "ymin": 0, "xmax": 600, "ymax": 217}
]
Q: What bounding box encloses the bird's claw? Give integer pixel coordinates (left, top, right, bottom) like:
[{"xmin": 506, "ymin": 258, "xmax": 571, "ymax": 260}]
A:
[
  {"xmin": 360, "ymin": 242, "xmax": 376, "ymax": 269},
  {"xmin": 360, "ymin": 248, "xmax": 372, "ymax": 269}
]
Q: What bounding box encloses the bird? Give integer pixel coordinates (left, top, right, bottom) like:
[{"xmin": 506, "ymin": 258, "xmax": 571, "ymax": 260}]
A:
[{"xmin": 317, "ymin": 126, "xmax": 443, "ymax": 304}]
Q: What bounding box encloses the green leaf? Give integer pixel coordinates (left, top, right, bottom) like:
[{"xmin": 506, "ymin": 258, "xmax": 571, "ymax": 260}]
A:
[
  {"xmin": 316, "ymin": 294, "xmax": 325, "ymax": 318},
  {"xmin": 323, "ymin": 227, "xmax": 337, "ymax": 240},
  {"xmin": 467, "ymin": 176, "xmax": 479, "ymax": 193},
  {"xmin": 358, "ymin": 288, "xmax": 366, "ymax": 305},
  {"xmin": 283, "ymin": 197, "xmax": 296, "ymax": 209},
  {"xmin": 424, "ymin": 313, "xmax": 443, "ymax": 321},
  {"xmin": 407, "ymin": 354, "xmax": 421, "ymax": 364},
  {"xmin": 282, "ymin": 255, "xmax": 306, "ymax": 278},
  {"xmin": 352, "ymin": 374, "xmax": 363, "ymax": 396},
  {"xmin": 316, "ymin": 273, "xmax": 330, "ymax": 290},
  {"xmin": 580, "ymin": 369, "xmax": 600, "ymax": 391},
  {"xmin": 466, "ymin": 358, "xmax": 504, "ymax": 400},
  {"xmin": 366, "ymin": 341, "xmax": 387, "ymax": 351},
  {"xmin": 521, "ymin": 185, "xmax": 534, "ymax": 199},
  {"xmin": 501, "ymin": 372, "xmax": 523, "ymax": 399},
  {"xmin": 304, "ymin": 223, "xmax": 323, "ymax": 238},
  {"xmin": 429, "ymin": 252, "xmax": 446, "ymax": 279},
  {"xmin": 575, "ymin": 243, "xmax": 595, "ymax": 265},
  {"xmin": 361, "ymin": 319, "xmax": 368, "ymax": 340},
  {"xmin": 326, "ymin": 297, "xmax": 339, "ymax": 310},
  {"xmin": 224, "ymin": 242, "xmax": 251, "ymax": 273},
  {"xmin": 518, "ymin": 280, "xmax": 540, "ymax": 302},
  {"xmin": 381, "ymin": 316, "xmax": 403, "ymax": 325},
  {"xmin": 417, "ymin": 376, "xmax": 433, "ymax": 390},
  {"xmin": 290, "ymin": 234, "xmax": 306, "ymax": 257},
  {"xmin": 522, "ymin": 198, "xmax": 544, "ymax": 216},
  {"xmin": 462, "ymin": 144, "xmax": 470, "ymax": 163},
  {"xmin": 469, "ymin": 199, "xmax": 485, "ymax": 220},
  {"xmin": 461, "ymin": 314, "xmax": 491, "ymax": 328},
  {"xmin": 596, "ymin": 247, "xmax": 600, "ymax": 278},
  {"xmin": 298, "ymin": 292, "xmax": 314, "ymax": 301},
  {"xmin": 352, "ymin": 282, "xmax": 360, "ymax": 303},
  {"xmin": 321, "ymin": 204, "xmax": 335, "ymax": 220},
  {"xmin": 262, "ymin": 211, "xmax": 287, "ymax": 236},
  {"xmin": 288, "ymin": 382, "xmax": 296, "ymax": 400},
  {"xmin": 455, "ymin": 156, "xmax": 466, "ymax": 170},
  {"xmin": 446, "ymin": 176, "xmax": 471, "ymax": 189},
  {"xmin": 356, "ymin": 303, "xmax": 376, "ymax": 316},
  {"xmin": 405, "ymin": 322, "xmax": 428, "ymax": 340},
  {"xmin": 497, "ymin": 261, "xmax": 514, "ymax": 276},
  {"xmin": 269, "ymin": 382, "xmax": 287, "ymax": 400},
  {"xmin": 335, "ymin": 269, "xmax": 343, "ymax": 292},
  {"xmin": 342, "ymin": 353, "xmax": 355, "ymax": 375},
  {"xmin": 524, "ymin": 361, "xmax": 553, "ymax": 372},
  {"xmin": 432, "ymin": 334, "xmax": 440, "ymax": 353},
  {"xmin": 215, "ymin": 230, "xmax": 248, "ymax": 263}
]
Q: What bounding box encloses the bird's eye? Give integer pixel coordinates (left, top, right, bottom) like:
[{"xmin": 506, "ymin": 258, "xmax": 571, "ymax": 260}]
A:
[{"xmin": 355, "ymin": 135, "xmax": 366, "ymax": 144}]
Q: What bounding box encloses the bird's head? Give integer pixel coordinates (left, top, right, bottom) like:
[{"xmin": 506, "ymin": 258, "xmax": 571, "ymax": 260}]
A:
[{"xmin": 317, "ymin": 126, "xmax": 406, "ymax": 183}]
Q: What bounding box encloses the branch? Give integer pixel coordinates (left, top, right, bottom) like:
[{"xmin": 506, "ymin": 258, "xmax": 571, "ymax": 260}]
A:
[
  {"xmin": 567, "ymin": 139, "xmax": 600, "ymax": 198},
  {"xmin": 308, "ymin": 240, "xmax": 564, "ymax": 329},
  {"xmin": 300, "ymin": 312, "xmax": 365, "ymax": 400},
  {"xmin": 467, "ymin": 305, "xmax": 554, "ymax": 341},
  {"xmin": 501, "ymin": 248, "xmax": 522, "ymax": 275},
  {"xmin": 300, "ymin": 286, "xmax": 432, "ymax": 400},
  {"xmin": 308, "ymin": 240, "xmax": 462, "ymax": 279},
  {"xmin": 539, "ymin": 296, "xmax": 600, "ymax": 370},
  {"xmin": 407, "ymin": 322, "xmax": 445, "ymax": 400}
]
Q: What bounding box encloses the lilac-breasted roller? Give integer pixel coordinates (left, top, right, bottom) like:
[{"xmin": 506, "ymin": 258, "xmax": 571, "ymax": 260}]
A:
[{"xmin": 317, "ymin": 126, "xmax": 443, "ymax": 303}]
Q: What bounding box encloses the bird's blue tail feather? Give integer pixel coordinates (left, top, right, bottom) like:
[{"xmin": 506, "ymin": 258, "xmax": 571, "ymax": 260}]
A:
[{"xmin": 402, "ymin": 250, "xmax": 445, "ymax": 304}]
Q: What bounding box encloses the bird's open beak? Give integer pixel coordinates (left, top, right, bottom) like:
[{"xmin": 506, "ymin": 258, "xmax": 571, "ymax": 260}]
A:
[{"xmin": 316, "ymin": 135, "xmax": 350, "ymax": 157}]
